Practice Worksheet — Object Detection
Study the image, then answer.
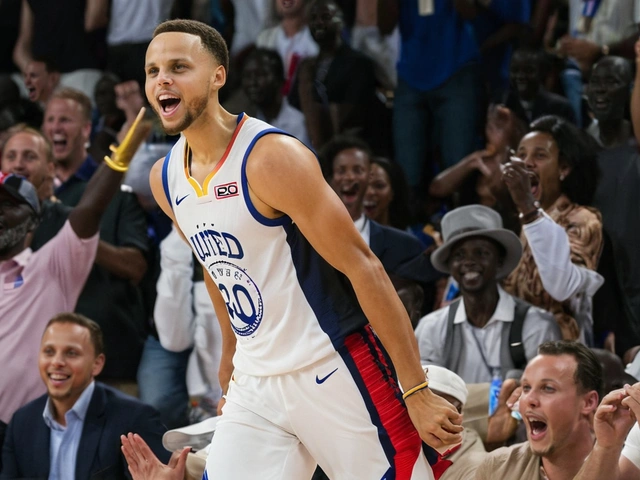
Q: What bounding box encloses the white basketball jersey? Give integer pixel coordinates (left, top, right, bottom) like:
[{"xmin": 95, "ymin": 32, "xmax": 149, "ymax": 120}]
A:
[{"xmin": 162, "ymin": 114, "xmax": 368, "ymax": 376}]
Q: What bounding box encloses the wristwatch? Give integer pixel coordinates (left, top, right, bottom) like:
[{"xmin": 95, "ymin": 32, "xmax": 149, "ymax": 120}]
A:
[{"xmin": 518, "ymin": 202, "xmax": 542, "ymax": 224}]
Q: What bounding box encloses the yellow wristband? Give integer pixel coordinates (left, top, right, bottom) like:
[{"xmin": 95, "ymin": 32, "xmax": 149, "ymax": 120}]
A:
[{"xmin": 402, "ymin": 381, "xmax": 429, "ymax": 400}]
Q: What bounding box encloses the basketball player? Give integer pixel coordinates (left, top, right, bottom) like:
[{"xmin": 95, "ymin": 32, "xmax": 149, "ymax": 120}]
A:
[{"xmin": 122, "ymin": 18, "xmax": 462, "ymax": 480}]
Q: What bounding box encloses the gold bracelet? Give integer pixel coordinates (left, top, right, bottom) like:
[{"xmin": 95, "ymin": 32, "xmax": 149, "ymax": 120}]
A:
[{"xmin": 402, "ymin": 381, "xmax": 429, "ymax": 400}]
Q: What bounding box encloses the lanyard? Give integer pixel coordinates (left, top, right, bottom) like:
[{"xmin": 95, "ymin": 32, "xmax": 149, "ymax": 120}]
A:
[{"xmin": 469, "ymin": 325, "xmax": 499, "ymax": 377}]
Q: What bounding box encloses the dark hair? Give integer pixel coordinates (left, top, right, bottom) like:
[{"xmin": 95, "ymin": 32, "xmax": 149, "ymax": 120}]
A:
[
  {"xmin": 528, "ymin": 115, "xmax": 600, "ymax": 205},
  {"xmin": 370, "ymin": 157, "xmax": 413, "ymax": 229},
  {"xmin": 31, "ymin": 55, "xmax": 60, "ymax": 74},
  {"xmin": 243, "ymin": 48, "xmax": 285, "ymax": 84},
  {"xmin": 45, "ymin": 313, "xmax": 105, "ymax": 357},
  {"xmin": 538, "ymin": 341, "xmax": 604, "ymax": 400},
  {"xmin": 318, "ymin": 135, "xmax": 372, "ymax": 179},
  {"xmin": 154, "ymin": 19, "xmax": 229, "ymax": 74}
]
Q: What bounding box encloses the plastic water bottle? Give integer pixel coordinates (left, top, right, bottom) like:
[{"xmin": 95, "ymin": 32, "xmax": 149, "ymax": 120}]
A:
[{"xmin": 489, "ymin": 369, "xmax": 502, "ymax": 416}]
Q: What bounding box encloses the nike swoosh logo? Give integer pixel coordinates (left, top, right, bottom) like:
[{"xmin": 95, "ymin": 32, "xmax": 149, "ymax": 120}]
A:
[
  {"xmin": 175, "ymin": 194, "xmax": 189, "ymax": 205},
  {"xmin": 315, "ymin": 367, "xmax": 338, "ymax": 384}
]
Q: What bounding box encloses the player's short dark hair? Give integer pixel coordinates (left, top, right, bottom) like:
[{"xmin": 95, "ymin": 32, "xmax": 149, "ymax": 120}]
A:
[
  {"xmin": 538, "ymin": 341, "xmax": 603, "ymax": 400},
  {"xmin": 154, "ymin": 19, "xmax": 229, "ymax": 74},
  {"xmin": 45, "ymin": 313, "xmax": 105, "ymax": 357}
]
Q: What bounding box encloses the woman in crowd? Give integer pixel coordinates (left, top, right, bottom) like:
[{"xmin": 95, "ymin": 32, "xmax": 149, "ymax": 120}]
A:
[
  {"xmin": 363, "ymin": 156, "xmax": 412, "ymax": 230},
  {"xmin": 428, "ymin": 104, "xmax": 527, "ymax": 233},
  {"xmin": 502, "ymin": 115, "xmax": 603, "ymax": 344}
]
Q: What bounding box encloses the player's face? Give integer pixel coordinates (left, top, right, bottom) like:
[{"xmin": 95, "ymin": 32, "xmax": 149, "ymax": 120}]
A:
[
  {"xmin": 39, "ymin": 322, "xmax": 105, "ymax": 411},
  {"xmin": 145, "ymin": 32, "xmax": 218, "ymax": 136}
]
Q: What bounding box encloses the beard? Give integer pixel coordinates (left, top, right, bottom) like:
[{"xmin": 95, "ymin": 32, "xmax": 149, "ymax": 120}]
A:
[
  {"xmin": 0, "ymin": 220, "xmax": 31, "ymax": 252},
  {"xmin": 153, "ymin": 91, "xmax": 210, "ymax": 136}
]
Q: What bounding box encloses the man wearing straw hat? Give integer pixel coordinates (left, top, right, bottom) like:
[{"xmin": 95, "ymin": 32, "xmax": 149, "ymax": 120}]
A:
[{"xmin": 415, "ymin": 205, "xmax": 560, "ymax": 384}]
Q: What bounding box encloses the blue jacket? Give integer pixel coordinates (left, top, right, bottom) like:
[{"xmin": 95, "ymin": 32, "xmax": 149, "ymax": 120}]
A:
[{"xmin": 1, "ymin": 383, "xmax": 170, "ymax": 480}]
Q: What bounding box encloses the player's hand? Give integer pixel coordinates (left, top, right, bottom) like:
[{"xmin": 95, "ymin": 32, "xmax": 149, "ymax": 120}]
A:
[
  {"xmin": 404, "ymin": 388, "xmax": 463, "ymax": 449},
  {"xmin": 121, "ymin": 433, "xmax": 188, "ymax": 480},
  {"xmin": 593, "ymin": 389, "xmax": 635, "ymax": 450}
]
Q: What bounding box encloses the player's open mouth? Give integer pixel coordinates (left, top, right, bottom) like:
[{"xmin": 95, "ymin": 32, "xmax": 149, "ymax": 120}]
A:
[
  {"xmin": 27, "ymin": 87, "xmax": 37, "ymax": 100},
  {"xmin": 158, "ymin": 94, "xmax": 181, "ymax": 116}
]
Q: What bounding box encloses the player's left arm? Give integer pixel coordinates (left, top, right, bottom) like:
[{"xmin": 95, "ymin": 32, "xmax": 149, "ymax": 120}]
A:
[{"xmin": 246, "ymin": 135, "xmax": 462, "ymax": 448}]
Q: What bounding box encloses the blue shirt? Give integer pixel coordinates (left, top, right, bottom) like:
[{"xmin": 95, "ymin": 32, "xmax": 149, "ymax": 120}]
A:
[
  {"xmin": 397, "ymin": 0, "xmax": 479, "ymax": 91},
  {"xmin": 54, "ymin": 155, "xmax": 98, "ymax": 197},
  {"xmin": 42, "ymin": 381, "xmax": 95, "ymax": 480}
]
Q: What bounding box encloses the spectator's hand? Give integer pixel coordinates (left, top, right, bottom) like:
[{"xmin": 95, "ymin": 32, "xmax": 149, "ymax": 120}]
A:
[
  {"xmin": 121, "ymin": 433, "xmax": 188, "ymax": 480},
  {"xmin": 405, "ymin": 387, "xmax": 464, "ymax": 450},
  {"xmin": 502, "ymin": 158, "xmax": 537, "ymax": 214},
  {"xmin": 486, "ymin": 105, "xmax": 515, "ymax": 153},
  {"xmin": 622, "ymin": 382, "xmax": 640, "ymax": 422},
  {"xmin": 486, "ymin": 379, "xmax": 520, "ymax": 446},
  {"xmin": 463, "ymin": 150, "xmax": 494, "ymax": 177},
  {"xmin": 115, "ymin": 81, "xmax": 145, "ymax": 123},
  {"xmin": 593, "ymin": 389, "xmax": 636, "ymax": 450},
  {"xmin": 557, "ymin": 36, "xmax": 600, "ymax": 72}
]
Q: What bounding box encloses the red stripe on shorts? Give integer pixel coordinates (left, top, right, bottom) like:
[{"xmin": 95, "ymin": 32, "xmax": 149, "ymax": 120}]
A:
[{"xmin": 343, "ymin": 326, "xmax": 422, "ymax": 480}]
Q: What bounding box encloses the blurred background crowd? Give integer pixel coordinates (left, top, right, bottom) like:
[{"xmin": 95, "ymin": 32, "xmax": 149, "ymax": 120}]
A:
[{"xmin": 3, "ymin": 0, "xmax": 640, "ymax": 478}]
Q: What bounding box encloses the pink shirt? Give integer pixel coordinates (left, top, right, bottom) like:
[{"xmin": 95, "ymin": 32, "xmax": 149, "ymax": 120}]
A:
[{"xmin": 0, "ymin": 220, "xmax": 98, "ymax": 423}]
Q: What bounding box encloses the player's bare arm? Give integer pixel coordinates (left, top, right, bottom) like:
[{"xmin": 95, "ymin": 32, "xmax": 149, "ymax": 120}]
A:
[
  {"xmin": 149, "ymin": 159, "xmax": 237, "ymax": 405},
  {"xmin": 245, "ymin": 134, "xmax": 463, "ymax": 448}
]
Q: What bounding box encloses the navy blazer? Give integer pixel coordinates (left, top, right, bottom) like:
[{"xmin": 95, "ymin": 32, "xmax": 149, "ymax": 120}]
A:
[
  {"xmin": 369, "ymin": 220, "xmax": 442, "ymax": 284},
  {"xmin": 1, "ymin": 383, "xmax": 170, "ymax": 480}
]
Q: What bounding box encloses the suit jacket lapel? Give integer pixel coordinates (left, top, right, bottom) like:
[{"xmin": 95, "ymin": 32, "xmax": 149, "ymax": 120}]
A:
[
  {"xmin": 75, "ymin": 385, "xmax": 107, "ymax": 480},
  {"xmin": 368, "ymin": 220, "xmax": 384, "ymax": 256}
]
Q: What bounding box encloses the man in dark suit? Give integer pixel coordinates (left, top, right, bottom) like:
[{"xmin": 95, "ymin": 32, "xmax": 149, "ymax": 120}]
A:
[
  {"xmin": 1, "ymin": 313, "xmax": 170, "ymax": 480},
  {"xmin": 320, "ymin": 135, "xmax": 441, "ymax": 285},
  {"xmin": 503, "ymin": 48, "xmax": 577, "ymax": 126}
]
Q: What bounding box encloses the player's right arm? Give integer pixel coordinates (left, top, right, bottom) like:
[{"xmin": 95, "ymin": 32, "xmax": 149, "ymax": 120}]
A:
[{"xmin": 149, "ymin": 159, "xmax": 237, "ymax": 411}]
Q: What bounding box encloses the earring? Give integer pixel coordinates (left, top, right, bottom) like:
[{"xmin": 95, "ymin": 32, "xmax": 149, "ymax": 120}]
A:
[{"xmin": 559, "ymin": 174, "xmax": 565, "ymax": 181}]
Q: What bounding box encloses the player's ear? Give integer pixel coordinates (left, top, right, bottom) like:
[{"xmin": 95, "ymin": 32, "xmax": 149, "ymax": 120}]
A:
[{"xmin": 212, "ymin": 64, "xmax": 226, "ymax": 90}]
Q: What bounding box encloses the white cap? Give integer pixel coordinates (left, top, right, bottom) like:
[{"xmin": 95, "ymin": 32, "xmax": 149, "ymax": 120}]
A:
[{"xmin": 423, "ymin": 365, "xmax": 468, "ymax": 405}]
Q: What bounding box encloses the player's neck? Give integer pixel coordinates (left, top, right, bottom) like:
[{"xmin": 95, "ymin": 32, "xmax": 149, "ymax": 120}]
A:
[{"xmin": 183, "ymin": 108, "xmax": 238, "ymax": 165}]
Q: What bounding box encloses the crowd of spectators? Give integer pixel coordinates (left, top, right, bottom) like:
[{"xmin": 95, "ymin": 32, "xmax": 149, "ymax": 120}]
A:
[{"xmin": 2, "ymin": 0, "xmax": 640, "ymax": 479}]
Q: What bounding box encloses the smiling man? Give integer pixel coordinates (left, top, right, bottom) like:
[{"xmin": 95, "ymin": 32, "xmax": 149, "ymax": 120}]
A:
[
  {"xmin": 415, "ymin": 205, "xmax": 560, "ymax": 384},
  {"xmin": 476, "ymin": 340, "xmax": 603, "ymax": 480},
  {"xmin": 0, "ymin": 313, "xmax": 169, "ymax": 479},
  {"xmin": 503, "ymin": 48, "xmax": 576, "ymax": 126}
]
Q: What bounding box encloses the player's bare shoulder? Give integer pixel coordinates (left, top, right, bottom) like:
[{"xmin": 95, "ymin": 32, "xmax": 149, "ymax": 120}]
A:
[
  {"xmin": 245, "ymin": 134, "xmax": 317, "ymax": 177},
  {"xmin": 149, "ymin": 156, "xmax": 174, "ymax": 219}
]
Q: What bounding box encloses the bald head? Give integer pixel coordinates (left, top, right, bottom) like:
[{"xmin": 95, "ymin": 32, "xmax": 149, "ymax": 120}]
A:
[{"xmin": 588, "ymin": 56, "xmax": 632, "ymax": 122}]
